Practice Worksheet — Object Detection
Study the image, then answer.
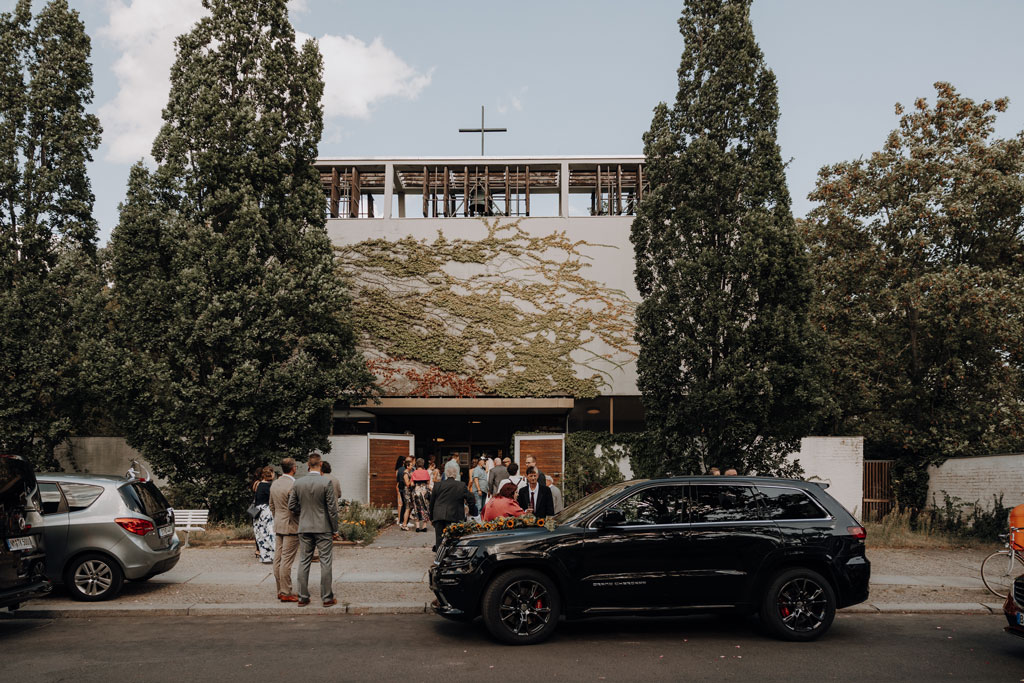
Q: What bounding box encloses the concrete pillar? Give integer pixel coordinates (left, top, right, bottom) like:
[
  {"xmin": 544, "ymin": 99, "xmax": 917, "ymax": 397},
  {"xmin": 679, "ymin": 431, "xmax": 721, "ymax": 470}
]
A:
[
  {"xmin": 383, "ymin": 162, "xmax": 394, "ymax": 219},
  {"xmin": 559, "ymin": 161, "xmax": 569, "ymax": 218}
]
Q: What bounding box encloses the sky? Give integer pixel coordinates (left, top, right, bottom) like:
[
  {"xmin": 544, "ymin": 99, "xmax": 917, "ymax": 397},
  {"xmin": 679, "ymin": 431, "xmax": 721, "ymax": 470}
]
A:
[{"xmin": 5, "ymin": 0, "xmax": 1024, "ymax": 244}]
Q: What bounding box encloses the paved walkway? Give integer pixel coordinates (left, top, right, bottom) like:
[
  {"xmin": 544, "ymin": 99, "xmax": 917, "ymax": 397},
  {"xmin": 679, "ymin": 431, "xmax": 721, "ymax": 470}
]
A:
[{"xmin": 3, "ymin": 527, "xmax": 1008, "ymax": 618}]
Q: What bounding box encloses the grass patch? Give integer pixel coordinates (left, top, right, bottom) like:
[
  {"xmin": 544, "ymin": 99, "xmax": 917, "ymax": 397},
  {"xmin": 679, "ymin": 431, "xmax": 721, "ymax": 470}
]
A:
[
  {"xmin": 865, "ymin": 507, "xmax": 990, "ymax": 550},
  {"xmin": 179, "ymin": 521, "xmax": 253, "ymax": 547}
]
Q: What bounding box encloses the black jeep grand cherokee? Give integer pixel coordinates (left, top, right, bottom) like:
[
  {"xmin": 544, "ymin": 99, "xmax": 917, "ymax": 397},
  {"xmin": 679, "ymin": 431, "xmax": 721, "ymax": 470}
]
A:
[{"xmin": 431, "ymin": 476, "xmax": 869, "ymax": 645}]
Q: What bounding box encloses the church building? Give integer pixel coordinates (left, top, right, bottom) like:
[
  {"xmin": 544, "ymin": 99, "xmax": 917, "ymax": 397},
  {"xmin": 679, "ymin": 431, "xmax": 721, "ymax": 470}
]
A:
[{"xmin": 316, "ymin": 155, "xmax": 648, "ymax": 505}]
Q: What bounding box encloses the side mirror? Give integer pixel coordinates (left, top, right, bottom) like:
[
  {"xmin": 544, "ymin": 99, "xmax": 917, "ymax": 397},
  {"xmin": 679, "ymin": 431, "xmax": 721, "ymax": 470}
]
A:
[{"xmin": 596, "ymin": 508, "xmax": 626, "ymax": 528}]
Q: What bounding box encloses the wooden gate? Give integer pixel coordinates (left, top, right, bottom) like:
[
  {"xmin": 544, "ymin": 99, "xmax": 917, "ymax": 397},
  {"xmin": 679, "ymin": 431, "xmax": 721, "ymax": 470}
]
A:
[
  {"xmin": 367, "ymin": 434, "xmax": 414, "ymax": 507},
  {"xmin": 863, "ymin": 459, "xmax": 894, "ymax": 520}
]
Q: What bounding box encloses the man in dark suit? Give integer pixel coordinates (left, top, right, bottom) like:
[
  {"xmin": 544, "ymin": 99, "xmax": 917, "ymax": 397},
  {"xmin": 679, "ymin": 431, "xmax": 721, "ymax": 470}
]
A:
[
  {"xmin": 517, "ymin": 466, "xmax": 555, "ymax": 517},
  {"xmin": 429, "ymin": 460, "xmax": 478, "ymax": 551},
  {"xmin": 287, "ymin": 453, "xmax": 339, "ymax": 607}
]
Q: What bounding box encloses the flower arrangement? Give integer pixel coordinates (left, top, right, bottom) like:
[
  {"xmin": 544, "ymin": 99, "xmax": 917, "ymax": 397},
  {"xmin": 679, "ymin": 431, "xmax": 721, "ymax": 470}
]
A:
[{"xmin": 443, "ymin": 514, "xmax": 555, "ymax": 541}]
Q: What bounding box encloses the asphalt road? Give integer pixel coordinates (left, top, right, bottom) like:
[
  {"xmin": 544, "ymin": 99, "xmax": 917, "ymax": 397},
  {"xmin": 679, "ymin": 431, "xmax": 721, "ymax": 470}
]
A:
[{"xmin": 1, "ymin": 613, "xmax": 1021, "ymax": 682}]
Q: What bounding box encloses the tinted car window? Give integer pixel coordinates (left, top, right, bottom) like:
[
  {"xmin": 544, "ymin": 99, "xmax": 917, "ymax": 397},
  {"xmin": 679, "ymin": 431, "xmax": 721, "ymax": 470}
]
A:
[
  {"xmin": 618, "ymin": 486, "xmax": 686, "ymax": 525},
  {"xmin": 0, "ymin": 456, "xmax": 40, "ymax": 534},
  {"xmin": 690, "ymin": 485, "xmax": 761, "ymax": 523},
  {"xmin": 758, "ymin": 486, "xmax": 828, "ymax": 520},
  {"xmin": 39, "ymin": 482, "xmax": 64, "ymax": 515},
  {"xmin": 119, "ymin": 481, "xmax": 170, "ymax": 517},
  {"xmin": 59, "ymin": 483, "xmax": 104, "ymax": 511}
]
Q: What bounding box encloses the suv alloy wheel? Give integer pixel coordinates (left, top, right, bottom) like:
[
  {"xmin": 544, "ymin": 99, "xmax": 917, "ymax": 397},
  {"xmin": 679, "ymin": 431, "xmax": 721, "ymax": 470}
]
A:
[
  {"xmin": 481, "ymin": 569, "xmax": 561, "ymax": 645},
  {"xmin": 760, "ymin": 567, "xmax": 836, "ymax": 641}
]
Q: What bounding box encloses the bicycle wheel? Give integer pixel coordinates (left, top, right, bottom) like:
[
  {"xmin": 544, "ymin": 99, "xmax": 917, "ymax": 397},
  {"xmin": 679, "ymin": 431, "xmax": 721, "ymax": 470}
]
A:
[{"xmin": 980, "ymin": 550, "xmax": 1024, "ymax": 598}]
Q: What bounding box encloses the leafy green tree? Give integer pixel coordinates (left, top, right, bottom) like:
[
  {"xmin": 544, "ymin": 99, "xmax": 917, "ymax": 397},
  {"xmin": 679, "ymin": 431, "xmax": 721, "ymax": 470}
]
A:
[
  {"xmin": 0, "ymin": 0, "xmax": 102, "ymax": 468},
  {"xmin": 630, "ymin": 0, "xmax": 822, "ymax": 478},
  {"xmin": 108, "ymin": 0, "xmax": 373, "ymax": 517},
  {"xmin": 803, "ymin": 83, "xmax": 1024, "ymax": 507}
]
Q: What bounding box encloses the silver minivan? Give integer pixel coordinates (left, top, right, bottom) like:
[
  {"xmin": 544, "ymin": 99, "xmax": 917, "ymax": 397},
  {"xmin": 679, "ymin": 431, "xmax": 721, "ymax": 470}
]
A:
[{"xmin": 37, "ymin": 473, "xmax": 181, "ymax": 600}]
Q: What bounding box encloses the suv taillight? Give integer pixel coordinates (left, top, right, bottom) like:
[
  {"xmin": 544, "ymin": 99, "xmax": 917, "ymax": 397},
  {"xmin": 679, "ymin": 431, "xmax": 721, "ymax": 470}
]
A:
[
  {"xmin": 116, "ymin": 518, "xmax": 155, "ymax": 536},
  {"xmin": 847, "ymin": 525, "xmax": 866, "ymax": 540}
]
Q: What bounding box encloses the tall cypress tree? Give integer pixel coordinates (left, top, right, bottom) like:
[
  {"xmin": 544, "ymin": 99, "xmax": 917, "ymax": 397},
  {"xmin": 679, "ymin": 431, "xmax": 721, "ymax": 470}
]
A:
[
  {"xmin": 108, "ymin": 0, "xmax": 373, "ymax": 517},
  {"xmin": 630, "ymin": 0, "xmax": 822, "ymax": 477},
  {"xmin": 0, "ymin": 0, "xmax": 102, "ymax": 467}
]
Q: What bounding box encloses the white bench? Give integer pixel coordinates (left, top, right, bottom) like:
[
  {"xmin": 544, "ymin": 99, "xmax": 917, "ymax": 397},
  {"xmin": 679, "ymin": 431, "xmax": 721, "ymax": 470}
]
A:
[{"xmin": 174, "ymin": 509, "xmax": 209, "ymax": 547}]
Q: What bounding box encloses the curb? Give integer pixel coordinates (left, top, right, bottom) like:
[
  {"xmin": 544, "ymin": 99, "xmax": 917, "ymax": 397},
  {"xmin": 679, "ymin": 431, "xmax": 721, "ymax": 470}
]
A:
[
  {"xmin": 841, "ymin": 602, "xmax": 1004, "ymax": 615},
  {"xmin": 3, "ymin": 602, "xmax": 431, "ymax": 618},
  {"xmin": 4, "ymin": 602, "xmax": 1006, "ymax": 619}
]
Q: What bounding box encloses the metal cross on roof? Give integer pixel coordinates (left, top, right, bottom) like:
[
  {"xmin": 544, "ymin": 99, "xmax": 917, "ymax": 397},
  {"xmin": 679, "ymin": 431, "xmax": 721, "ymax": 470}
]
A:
[{"xmin": 459, "ymin": 105, "xmax": 507, "ymax": 156}]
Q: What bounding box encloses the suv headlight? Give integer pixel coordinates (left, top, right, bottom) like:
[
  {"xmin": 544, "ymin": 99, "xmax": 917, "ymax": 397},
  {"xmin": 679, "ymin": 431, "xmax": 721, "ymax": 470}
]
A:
[{"xmin": 448, "ymin": 545, "xmax": 478, "ymax": 562}]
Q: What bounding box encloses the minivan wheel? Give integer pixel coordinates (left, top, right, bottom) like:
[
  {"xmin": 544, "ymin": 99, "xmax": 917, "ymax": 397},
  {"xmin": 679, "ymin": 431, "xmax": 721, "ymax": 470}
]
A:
[
  {"xmin": 760, "ymin": 568, "xmax": 836, "ymax": 642},
  {"xmin": 481, "ymin": 569, "xmax": 560, "ymax": 645},
  {"xmin": 65, "ymin": 553, "xmax": 124, "ymax": 601}
]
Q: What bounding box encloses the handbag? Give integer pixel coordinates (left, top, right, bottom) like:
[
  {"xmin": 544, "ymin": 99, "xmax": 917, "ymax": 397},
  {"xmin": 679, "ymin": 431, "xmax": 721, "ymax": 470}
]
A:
[{"xmin": 246, "ymin": 499, "xmax": 259, "ymax": 518}]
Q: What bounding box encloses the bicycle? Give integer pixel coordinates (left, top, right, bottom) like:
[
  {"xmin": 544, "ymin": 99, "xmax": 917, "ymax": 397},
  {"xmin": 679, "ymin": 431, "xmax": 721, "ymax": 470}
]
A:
[{"xmin": 980, "ymin": 527, "xmax": 1024, "ymax": 599}]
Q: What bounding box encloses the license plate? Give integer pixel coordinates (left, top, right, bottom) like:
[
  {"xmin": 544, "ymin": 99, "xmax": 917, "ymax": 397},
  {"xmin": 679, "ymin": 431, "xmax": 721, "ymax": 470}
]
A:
[
  {"xmin": 158, "ymin": 525, "xmax": 174, "ymax": 538},
  {"xmin": 7, "ymin": 536, "xmax": 35, "ymax": 551},
  {"xmin": 1017, "ymin": 612, "xmax": 1024, "ymax": 627}
]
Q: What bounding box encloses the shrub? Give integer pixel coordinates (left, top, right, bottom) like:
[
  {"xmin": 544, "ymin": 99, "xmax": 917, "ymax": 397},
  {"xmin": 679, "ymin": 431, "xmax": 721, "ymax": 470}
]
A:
[{"xmin": 336, "ymin": 501, "xmax": 392, "ymax": 543}]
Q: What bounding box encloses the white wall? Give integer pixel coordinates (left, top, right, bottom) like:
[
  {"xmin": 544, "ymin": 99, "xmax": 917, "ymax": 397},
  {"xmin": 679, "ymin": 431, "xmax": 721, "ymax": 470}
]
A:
[
  {"xmin": 320, "ymin": 435, "xmax": 369, "ymax": 504},
  {"xmin": 927, "ymin": 453, "xmax": 1024, "ymax": 511},
  {"xmin": 786, "ymin": 437, "xmax": 864, "ymax": 518}
]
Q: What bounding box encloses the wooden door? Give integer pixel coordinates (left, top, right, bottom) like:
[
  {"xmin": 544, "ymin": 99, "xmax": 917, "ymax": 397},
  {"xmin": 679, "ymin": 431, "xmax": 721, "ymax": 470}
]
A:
[
  {"xmin": 515, "ymin": 434, "xmax": 564, "ymax": 485},
  {"xmin": 368, "ymin": 434, "xmax": 414, "ymax": 507}
]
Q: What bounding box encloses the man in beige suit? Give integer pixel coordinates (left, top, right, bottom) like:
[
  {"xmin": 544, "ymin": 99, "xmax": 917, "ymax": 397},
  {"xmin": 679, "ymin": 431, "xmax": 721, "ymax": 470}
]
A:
[{"xmin": 268, "ymin": 457, "xmax": 299, "ymax": 602}]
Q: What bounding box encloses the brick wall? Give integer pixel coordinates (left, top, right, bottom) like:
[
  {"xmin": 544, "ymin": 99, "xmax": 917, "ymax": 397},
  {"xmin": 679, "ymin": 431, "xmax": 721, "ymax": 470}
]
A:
[{"xmin": 927, "ymin": 454, "xmax": 1024, "ymax": 511}]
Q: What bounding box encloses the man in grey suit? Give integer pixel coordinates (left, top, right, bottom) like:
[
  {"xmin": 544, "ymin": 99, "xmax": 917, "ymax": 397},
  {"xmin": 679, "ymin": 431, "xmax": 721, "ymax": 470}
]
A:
[
  {"xmin": 268, "ymin": 457, "xmax": 300, "ymax": 601},
  {"xmin": 487, "ymin": 458, "xmax": 509, "ymax": 497},
  {"xmin": 287, "ymin": 453, "xmax": 339, "ymax": 607}
]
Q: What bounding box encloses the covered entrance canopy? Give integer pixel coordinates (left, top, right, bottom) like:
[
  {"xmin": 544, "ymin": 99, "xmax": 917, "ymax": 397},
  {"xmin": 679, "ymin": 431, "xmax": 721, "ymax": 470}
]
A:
[{"xmin": 342, "ymin": 398, "xmax": 572, "ymax": 506}]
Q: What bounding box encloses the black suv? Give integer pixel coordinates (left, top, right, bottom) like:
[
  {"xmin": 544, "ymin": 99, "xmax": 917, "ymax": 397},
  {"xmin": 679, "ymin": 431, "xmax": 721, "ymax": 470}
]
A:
[
  {"xmin": 0, "ymin": 455, "xmax": 51, "ymax": 611},
  {"xmin": 430, "ymin": 477, "xmax": 869, "ymax": 644}
]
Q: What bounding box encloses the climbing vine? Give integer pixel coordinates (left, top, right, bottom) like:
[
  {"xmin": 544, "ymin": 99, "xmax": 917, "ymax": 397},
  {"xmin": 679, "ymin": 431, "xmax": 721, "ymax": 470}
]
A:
[{"xmin": 335, "ymin": 219, "xmax": 637, "ymax": 397}]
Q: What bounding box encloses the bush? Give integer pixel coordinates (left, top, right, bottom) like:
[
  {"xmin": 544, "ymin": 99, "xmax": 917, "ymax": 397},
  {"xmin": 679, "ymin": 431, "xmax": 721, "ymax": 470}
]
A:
[
  {"xmin": 336, "ymin": 501, "xmax": 392, "ymax": 543},
  {"xmin": 563, "ymin": 432, "xmax": 631, "ymax": 505}
]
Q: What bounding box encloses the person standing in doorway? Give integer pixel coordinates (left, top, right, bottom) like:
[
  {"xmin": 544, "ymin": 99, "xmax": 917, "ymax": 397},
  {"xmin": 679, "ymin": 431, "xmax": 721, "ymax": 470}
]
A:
[
  {"xmin": 287, "ymin": 454, "xmax": 339, "ymax": 607},
  {"xmin": 269, "ymin": 458, "xmax": 299, "ymax": 601},
  {"xmin": 394, "ymin": 456, "xmax": 409, "ymax": 530}
]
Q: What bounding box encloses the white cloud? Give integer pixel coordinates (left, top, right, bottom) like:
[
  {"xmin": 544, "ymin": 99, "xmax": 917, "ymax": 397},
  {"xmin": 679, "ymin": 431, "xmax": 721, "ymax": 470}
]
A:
[
  {"xmin": 98, "ymin": 0, "xmax": 208, "ymax": 164},
  {"xmin": 302, "ymin": 32, "xmax": 432, "ymax": 119},
  {"xmin": 98, "ymin": 1, "xmax": 430, "ymax": 163},
  {"xmin": 496, "ymin": 86, "xmax": 527, "ymax": 115}
]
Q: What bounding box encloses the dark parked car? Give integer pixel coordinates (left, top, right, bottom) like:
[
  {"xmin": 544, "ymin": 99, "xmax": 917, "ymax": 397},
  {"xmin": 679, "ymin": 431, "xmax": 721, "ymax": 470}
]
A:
[
  {"xmin": 1004, "ymin": 575, "xmax": 1024, "ymax": 639},
  {"xmin": 36, "ymin": 473, "xmax": 180, "ymax": 601},
  {"xmin": 431, "ymin": 476, "xmax": 870, "ymax": 644},
  {"xmin": 0, "ymin": 454, "xmax": 51, "ymax": 611}
]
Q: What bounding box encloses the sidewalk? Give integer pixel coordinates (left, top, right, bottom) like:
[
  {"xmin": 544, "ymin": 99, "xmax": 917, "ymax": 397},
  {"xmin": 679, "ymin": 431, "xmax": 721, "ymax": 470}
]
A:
[{"xmin": 3, "ymin": 528, "xmax": 1007, "ymax": 618}]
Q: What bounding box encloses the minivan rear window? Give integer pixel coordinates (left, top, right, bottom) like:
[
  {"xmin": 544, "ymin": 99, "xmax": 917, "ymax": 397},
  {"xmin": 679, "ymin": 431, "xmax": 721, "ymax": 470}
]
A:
[{"xmin": 119, "ymin": 481, "xmax": 170, "ymax": 516}]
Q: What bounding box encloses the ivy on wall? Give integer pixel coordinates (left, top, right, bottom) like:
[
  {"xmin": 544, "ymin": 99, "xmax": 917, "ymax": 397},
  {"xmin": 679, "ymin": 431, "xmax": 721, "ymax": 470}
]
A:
[{"xmin": 335, "ymin": 219, "xmax": 637, "ymax": 398}]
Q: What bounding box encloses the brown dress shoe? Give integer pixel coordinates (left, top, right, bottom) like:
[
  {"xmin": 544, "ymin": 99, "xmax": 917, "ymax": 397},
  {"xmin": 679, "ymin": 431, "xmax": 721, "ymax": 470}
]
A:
[
  {"xmin": 323, "ymin": 598, "xmax": 338, "ymax": 608},
  {"xmin": 297, "ymin": 599, "xmax": 310, "ymax": 606},
  {"xmin": 279, "ymin": 594, "xmax": 299, "ymax": 602}
]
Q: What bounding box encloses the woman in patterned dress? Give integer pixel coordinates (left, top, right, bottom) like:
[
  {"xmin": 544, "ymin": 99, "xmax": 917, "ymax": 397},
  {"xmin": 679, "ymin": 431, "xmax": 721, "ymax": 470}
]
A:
[
  {"xmin": 410, "ymin": 458, "xmax": 432, "ymax": 532},
  {"xmin": 252, "ymin": 466, "xmax": 276, "ymax": 563}
]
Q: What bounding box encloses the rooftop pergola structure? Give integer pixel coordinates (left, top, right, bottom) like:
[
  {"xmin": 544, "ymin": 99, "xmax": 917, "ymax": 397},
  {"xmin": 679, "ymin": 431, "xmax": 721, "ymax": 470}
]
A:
[{"xmin": 315, "ymin": 156, "xmax": 647, "ymax": 219}]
